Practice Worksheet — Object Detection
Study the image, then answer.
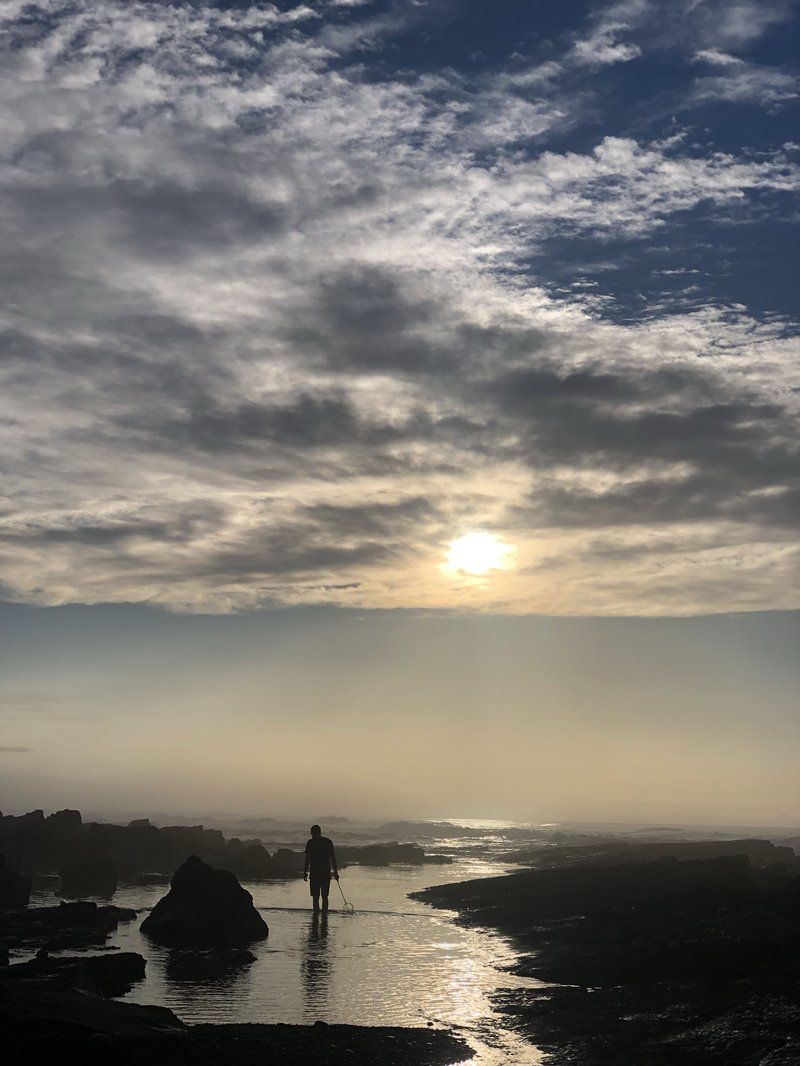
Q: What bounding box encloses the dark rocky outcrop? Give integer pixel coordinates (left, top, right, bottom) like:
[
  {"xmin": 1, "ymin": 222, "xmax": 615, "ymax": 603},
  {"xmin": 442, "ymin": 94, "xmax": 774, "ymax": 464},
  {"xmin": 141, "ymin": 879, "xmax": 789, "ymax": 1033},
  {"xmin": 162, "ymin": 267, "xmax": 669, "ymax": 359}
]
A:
[
  {"xmin": 415, "ymin": 855, "xmax": 800, "ymax": 1064},
  {"xmin": 0, "ymin": 900, "xmax": 137, "ymax": 952},
  {"xmin": 337, "ymin": 842, "xmax": 450, "ymax": 866},
  {"xmin": 0, "ymin": 950, "xmax": 146, "ymax": 996},
  {"xmin": 0, "ymin": 984, "xmax": 472, "ymax": 1065},
  {"xmin": 46, "ymin": 809, "xmax": 82, "ymax": 832},
  {"xmin": 269, "ymin": 847, "xmax": 304, "ymax": 875},
  {"xmin": 1, "ymin": 809, "xmax": 454, "ymax": 884},
  {"xmin": 1, "ymin": 985, "xmax": 187, "ymax": 1066},
  {"xmin": 59, "ymin": 859, "xmax": 118, "ymax": 898},
  {"xmin": 140, "ymin": 856, "xmax": 269, "ymax": 949},
  {"xmin": 499, "ymin": 836, "xmax": 797, "ymax": 870},
  {"xmin": 218, "ymin": 838, "xmax": 274, "ymax": 879},
  {"xmin": 0, "ymin": 810, "xmax": 230, "ymax": 882},
  {"xmin": 0, "ymin": 855, "xmax": 31, "ymax": 908}
]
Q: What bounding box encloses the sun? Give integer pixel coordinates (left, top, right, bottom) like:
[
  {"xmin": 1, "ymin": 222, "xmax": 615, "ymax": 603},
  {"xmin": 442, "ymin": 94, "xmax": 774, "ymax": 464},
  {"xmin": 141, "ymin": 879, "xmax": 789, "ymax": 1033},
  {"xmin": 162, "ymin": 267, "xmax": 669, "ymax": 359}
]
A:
[{"xmin": 445, "ymin": 532, "xmax": 516, "ymax": 576}]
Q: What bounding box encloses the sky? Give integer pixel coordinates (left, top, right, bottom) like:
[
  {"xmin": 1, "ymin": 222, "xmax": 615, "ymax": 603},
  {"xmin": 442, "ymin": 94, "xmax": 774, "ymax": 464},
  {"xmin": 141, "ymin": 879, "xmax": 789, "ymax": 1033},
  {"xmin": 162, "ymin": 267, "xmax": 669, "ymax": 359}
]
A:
[{"xmin": 1, "ymin": 1, "xmax": 798, "ymax": 822}]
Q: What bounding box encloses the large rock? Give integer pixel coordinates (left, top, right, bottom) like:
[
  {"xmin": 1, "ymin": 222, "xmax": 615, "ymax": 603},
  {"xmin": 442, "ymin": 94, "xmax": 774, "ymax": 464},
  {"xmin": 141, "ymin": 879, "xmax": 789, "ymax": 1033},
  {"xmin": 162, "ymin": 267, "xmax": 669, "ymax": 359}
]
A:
[
  {"xmin": 59, "ymin": 860, "xmax": 118, "ymax": 898},
  {"xmin": 140, "ymin": 856, "xmax": 269, "ymax": 948},
  {"xmin": 218, "ymin": 839, "xmax": 274, "ymax": 879},
  {"xmin": 46, "ymin": 809, "xmax": 82, "ymax": 832},
  {"xmin": 0, "ymin": 855, "xmax": 31, "ymax": 909},
  {"xmin": 270, "ymin": 848, "xmax": 304, "ymax": 875}
]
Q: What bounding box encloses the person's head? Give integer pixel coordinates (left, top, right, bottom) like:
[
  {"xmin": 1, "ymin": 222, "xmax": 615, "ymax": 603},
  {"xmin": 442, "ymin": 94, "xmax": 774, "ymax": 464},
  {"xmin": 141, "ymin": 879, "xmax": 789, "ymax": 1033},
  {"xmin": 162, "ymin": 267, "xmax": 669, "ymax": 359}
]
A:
[{"xmin": 310, "ymin": 824, "xmax": 321, "ymax": 837}]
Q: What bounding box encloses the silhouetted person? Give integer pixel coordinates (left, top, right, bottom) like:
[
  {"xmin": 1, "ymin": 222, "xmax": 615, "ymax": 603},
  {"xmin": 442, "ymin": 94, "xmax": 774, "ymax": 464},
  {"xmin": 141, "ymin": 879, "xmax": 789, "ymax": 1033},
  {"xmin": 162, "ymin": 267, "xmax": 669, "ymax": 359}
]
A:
[{"xmin": 303, "ymin": 824, "xmax": 338, "ymax": 913}]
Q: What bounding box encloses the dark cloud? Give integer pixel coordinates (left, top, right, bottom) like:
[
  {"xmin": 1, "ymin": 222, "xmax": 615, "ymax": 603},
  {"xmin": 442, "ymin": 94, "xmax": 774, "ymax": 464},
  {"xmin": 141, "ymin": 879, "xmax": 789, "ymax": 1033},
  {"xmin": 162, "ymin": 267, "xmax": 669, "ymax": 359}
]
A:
[
  {"xmin": 161, "ymin": 394, "xmax": 367, "ymax": 452},
  {"xmin": 300, "ymin": 497, "xmax": 435, "ymax": 538},
  {"xmin": 286, "ymin": 269, "xmax": 447, "ymax": 374},
  {"xmin": 521, "ymin": 401, "xmax": 788, "ymax": 466},
  {"xmin": 10, "ymin": 178, "xmax": 288, "ymax": 262},
  {"xmin": 182, "ymin": 495, "xmax": 438, "ymax": 583},
  {"xmin": 0, "ymin": 507, "xmax": 227, "ymax": 548},
  {"xmin": 518, "ymin": 475, "xmax": 799, "ymax": 530},
  {"xmin": 487, "ymin": 356, "xmax": 799, "ymax": 532}
]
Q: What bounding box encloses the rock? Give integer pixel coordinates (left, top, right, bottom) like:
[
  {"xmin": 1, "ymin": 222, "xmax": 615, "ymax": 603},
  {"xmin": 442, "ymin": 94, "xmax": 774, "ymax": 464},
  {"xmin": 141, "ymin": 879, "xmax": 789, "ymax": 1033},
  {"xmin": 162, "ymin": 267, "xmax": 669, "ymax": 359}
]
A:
[
  {"xmin": 270, "ymin": 848, "xmax": 304, "ymax": 875},
  {"xmin": 0, "ymin": 951, "xmax": 146, "ymax": 996},
  {"xmin": 500, "ymin": 837, "xmax": 797, "ymax": 869},
  {"xmin": 45, "ymin": 809, "xmax": 82, "ymax": 832},
  {"xmin": 337, "ymin": 842, "xmax": 429, "ymax": 866},
  {"xmin": 0, "ymin": 985, "xmax": 187, "ymax": 1066},
  {"xmin": 218, "ymin": 839, "xmax": 274, "ymax": 879},
  {"xmin": 0, "ymin": 900, "xmax": 137, "ymax": 953},
  {"xmin": 0, "ymin": 985, "xmax": 472, "ymax": 1065},
  {"xmin": 140, "ymin": 855, "xmax": 269, "ymax": 949},
  {"xmin": 761, "ymin": 1043, "xmax": 800, "ymax": 1064},
  {"xmin": 59, "ymin": 859, "xmax": 118, "ymax": 898},
  {"xmin": 417, "ymin": 856, "xmax": 800, "ymax": 1065},
  {"xmin": 0, "ymin": 855, "xmax": 31, "ymax": 908}
]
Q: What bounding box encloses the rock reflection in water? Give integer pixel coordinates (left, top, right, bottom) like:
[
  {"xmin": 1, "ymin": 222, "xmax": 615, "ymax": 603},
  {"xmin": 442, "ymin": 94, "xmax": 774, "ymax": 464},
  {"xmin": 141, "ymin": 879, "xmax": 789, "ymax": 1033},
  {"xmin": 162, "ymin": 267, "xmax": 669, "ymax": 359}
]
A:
[
  {"xmin": 165, "ymin": 948, "xmax": 256, "ymax": 985},
  {"xmin": 302, "ymin": 912, "xmax": 332, "ymax": 1017}
]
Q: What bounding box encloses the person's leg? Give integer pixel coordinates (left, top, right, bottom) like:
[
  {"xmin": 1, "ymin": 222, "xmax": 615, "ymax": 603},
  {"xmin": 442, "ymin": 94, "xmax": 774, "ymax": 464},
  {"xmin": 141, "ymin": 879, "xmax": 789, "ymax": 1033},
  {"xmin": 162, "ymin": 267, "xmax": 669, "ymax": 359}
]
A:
[
  {"xmin": 311, "ymin": 876, "xmax": 321, "ymax": 912},
  {"xmin": 320, "ymin": 877, "xmax": 330, "ymax": 912}
]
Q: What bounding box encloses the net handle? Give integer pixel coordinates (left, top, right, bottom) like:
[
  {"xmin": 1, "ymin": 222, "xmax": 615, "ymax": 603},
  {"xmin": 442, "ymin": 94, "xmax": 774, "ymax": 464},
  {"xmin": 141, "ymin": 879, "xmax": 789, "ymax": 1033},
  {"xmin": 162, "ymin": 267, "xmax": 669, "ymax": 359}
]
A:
[{"xmin": 336, "ymin": 878, "xmax": 354, "ymax": 911}]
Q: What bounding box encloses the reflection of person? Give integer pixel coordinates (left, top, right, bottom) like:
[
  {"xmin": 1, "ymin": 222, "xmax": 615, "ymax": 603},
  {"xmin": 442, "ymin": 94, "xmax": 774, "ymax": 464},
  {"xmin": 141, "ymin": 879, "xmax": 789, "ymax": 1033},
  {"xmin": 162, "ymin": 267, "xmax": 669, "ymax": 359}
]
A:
[
  {"xmin": 302, "ymin": 910, "xmax": 330, "ymax": 1013},
  {"xmin": 303, "ymin": 824, "xmax": 339, "ymax": 913}
]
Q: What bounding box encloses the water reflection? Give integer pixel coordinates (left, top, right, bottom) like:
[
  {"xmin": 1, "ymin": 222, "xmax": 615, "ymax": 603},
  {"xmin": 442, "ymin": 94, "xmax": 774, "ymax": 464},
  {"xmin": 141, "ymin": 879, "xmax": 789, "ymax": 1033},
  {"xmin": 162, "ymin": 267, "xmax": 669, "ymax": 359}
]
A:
[
  {"xmin": 103, "ymin": 863, "xmax": 545, "ymax": 1061},
  {"xmin": 165, "ymin": 948, "xmax": 256, "ymax": 990},
  {"xmin": 302, "ymin": 912, "xmax": 332, "ymax": 1016}
]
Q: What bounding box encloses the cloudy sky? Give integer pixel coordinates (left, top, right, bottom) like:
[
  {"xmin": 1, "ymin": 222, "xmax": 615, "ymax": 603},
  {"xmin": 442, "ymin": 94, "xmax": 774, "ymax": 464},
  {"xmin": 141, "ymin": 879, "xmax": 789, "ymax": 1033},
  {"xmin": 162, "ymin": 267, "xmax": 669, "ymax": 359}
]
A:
[
  {"xmin": 1, "ymin": 1, "xmax": 798, "ymax": 820},
  {"xmin": 2, "ymin": 0, "xmax": 798, "ymax": 615}
]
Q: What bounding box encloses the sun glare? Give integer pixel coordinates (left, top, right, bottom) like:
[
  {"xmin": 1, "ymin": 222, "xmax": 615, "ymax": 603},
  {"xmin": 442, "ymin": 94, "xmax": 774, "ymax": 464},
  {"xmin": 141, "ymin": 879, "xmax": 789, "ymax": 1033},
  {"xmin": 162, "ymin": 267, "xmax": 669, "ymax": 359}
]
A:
[{"xmin": 446, "ymin": 532, "xmax": 516, "ymax": 576}]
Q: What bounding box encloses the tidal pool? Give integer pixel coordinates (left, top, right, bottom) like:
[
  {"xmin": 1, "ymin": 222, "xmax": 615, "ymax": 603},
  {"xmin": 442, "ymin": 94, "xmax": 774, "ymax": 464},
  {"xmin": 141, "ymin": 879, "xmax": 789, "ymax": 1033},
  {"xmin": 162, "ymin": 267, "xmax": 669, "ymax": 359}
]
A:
[{"xmin": 109, "ymin": 860, "xmax": 545, "ymax": 1063}]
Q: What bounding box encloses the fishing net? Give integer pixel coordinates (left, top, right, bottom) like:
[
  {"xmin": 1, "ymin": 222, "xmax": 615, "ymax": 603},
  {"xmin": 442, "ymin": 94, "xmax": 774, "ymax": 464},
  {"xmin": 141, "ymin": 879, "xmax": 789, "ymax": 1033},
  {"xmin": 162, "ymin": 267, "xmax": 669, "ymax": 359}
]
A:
[{"xmin": 337, "ymin": 880, "xmax": 355, "ymax": 914}]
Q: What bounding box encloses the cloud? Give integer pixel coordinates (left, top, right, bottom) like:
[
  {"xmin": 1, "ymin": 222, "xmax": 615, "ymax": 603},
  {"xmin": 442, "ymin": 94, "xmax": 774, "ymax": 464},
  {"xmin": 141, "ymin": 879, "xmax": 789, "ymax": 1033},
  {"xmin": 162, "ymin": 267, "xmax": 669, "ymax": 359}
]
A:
[
  {"xmin": 0, "ymin": 745, "xmax": 33, "ymax": 753},
  {"xmin": 693, "ymin": 50, "xmax": 747, "ymax": 67},
  {"xmin": 0, "ymin": 0, "xmax": 798, "ymax": 616},
  {"xmin": 691, "ymin": 64, "xmax": 798, "ymax": 107}
]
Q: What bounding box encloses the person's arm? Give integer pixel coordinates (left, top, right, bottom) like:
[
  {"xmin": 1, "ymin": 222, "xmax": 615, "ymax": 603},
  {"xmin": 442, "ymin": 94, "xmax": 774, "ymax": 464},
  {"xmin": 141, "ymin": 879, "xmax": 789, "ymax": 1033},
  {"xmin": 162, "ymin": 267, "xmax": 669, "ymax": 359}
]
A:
[
  {"xmin": 330, "ymin": 840, "xmax": 339, "ymax": 879},
  {"xmin": 303, "ymin": 840, "xmax": 310, "ymax": 880}
]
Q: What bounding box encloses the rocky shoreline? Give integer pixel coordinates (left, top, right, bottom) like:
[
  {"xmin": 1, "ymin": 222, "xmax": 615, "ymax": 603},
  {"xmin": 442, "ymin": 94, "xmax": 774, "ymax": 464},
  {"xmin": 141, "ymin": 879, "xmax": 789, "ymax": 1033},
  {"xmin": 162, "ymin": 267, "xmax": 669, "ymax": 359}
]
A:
[
  {"xmin": 413, "ymin": 839, "xmax": 800, "ymax": 1064},
  {"xmin": 1, "ymin": 986, "xmax": 474, "ymax": 1065},
  {"xmin": 0, "ymin": 809, "xmax": 449, "ymax": 894}
]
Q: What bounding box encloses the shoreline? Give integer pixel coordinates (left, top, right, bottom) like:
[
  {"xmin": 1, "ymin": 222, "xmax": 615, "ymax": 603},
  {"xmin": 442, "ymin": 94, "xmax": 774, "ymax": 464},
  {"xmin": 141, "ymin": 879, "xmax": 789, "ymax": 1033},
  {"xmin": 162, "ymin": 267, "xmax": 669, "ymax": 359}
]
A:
[
  {"xmin": 2, "ymin": 984, "xmax": 475, "ymax": 1065},
  {"xmin": 413, "ymin": 844, "xmax": 800, "ymax": 1064}
]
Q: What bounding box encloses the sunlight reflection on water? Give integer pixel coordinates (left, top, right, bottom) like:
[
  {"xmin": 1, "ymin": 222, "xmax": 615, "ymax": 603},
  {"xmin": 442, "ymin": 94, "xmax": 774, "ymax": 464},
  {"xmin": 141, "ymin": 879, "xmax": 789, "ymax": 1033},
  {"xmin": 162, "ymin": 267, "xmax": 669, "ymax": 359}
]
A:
[{"xmin": 105, "ymin": 861, "xmax": 544, "ymax": 1063}]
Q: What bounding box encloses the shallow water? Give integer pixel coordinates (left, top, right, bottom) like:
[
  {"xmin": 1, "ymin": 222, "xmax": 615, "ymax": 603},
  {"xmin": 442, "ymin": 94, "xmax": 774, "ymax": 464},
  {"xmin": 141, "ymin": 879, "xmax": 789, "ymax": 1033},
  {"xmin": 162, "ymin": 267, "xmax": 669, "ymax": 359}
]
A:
[{"xmin": 104, "ymin": 859, "xmax": 544, "ymax": 1063}]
